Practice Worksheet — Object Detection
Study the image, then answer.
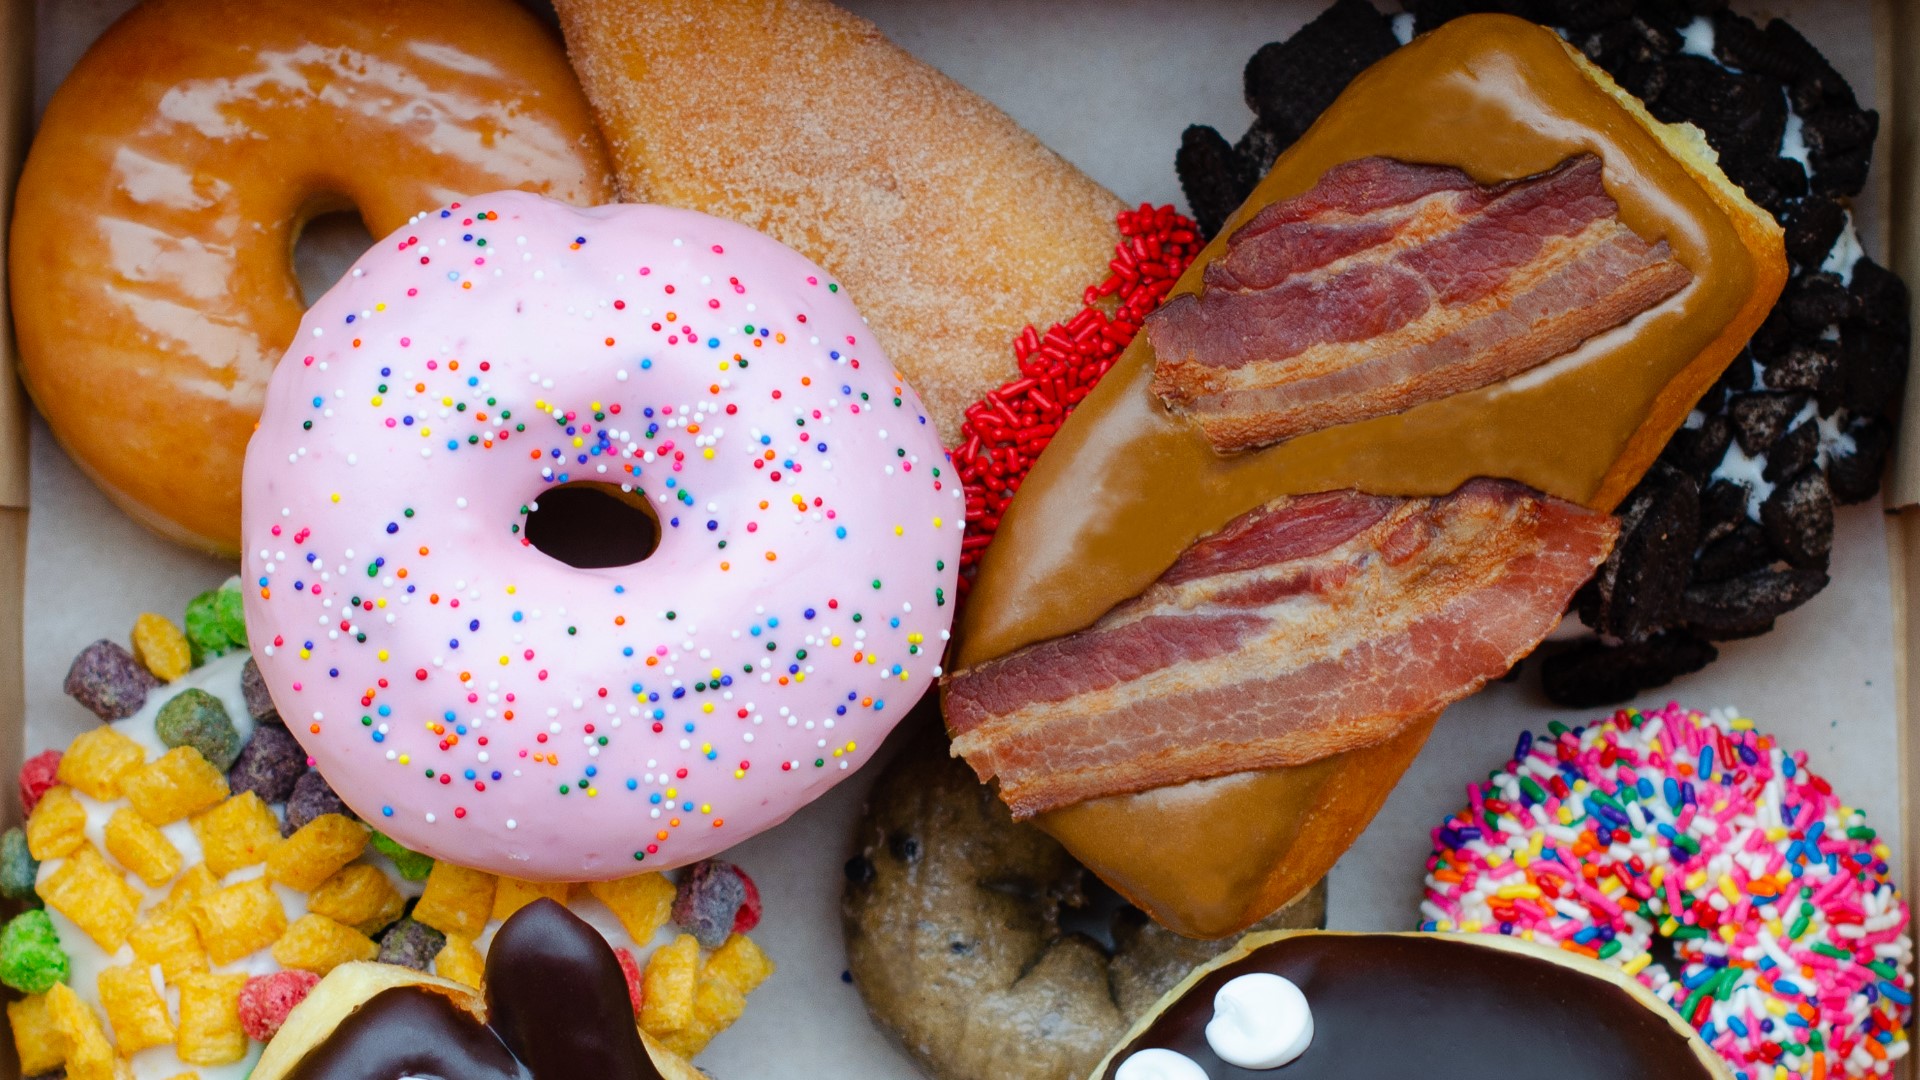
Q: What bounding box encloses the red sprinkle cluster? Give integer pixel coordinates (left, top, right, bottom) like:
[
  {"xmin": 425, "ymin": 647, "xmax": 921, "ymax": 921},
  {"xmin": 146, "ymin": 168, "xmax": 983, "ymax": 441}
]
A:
[{"xmin": 954, "ymin": 204, "xmax": 1202, "ymax": 594}]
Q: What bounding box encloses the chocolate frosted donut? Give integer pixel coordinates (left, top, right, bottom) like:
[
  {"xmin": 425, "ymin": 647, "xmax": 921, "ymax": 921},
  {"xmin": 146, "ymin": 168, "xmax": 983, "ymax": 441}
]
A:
[
  {"xmin": 1175, "ymin": 0, "xmax": 1909, "ymax": 706},
  {"xmin": 842, "ymin": 719, "xmax": 1327, "ymax": 1080},
  {"xmin": 1094, "ymin": 931, "xmax": 1729, "ymax": 1079}
]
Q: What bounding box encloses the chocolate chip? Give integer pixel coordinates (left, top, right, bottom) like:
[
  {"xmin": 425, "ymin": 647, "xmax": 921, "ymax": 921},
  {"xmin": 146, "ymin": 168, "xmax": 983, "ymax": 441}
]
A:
[
  {"xmin": 1243, "ymin": 0, "xmax": 1399, "ymax": 147},
  {"xmin": 239, "ymin": 656, "xmax": 281, "ymax": 725},
  {"xmin": 227, "ymin": 725, "xmax": 307, "ymax": 804},
  {"xmin": 1729, "ymin": 392, "xmax": 1809, "ymax": 455},
  {"xmin": 1578, "ymin": 463, "xmax": 1698, "ymax": 643},
  {"xmin": 63, "ymin": 640, "xmax": 161, "ymax": 723},
  {"xmin": 1176, "ymin": 125, "xmax": 1257, "ymax": 240},
  {"xmin": 1682, "ymin": 566, "xmax": 1829, "ymax": 640},
  {"xmin": 1829, "ymin": 414, "xmax": 1893, "ymax": 504},
  {"xmin": 1760, "ymin": 467, "xmax": 1833, "ymax": 569},
  {"xmin": 284, "ymin": 769, "xmax": 352, "ymax": 836},
  {"xmin": 1782, "ymin": 198, "xmax": 1847, "ymax": 269},
  {"xmin": 1541, "ymin": 632, "xmax": 1719, "ymax": 709},
  {"xmin": 1761, "ymin": 420, "xmax": 1819, "ymax": 483},
  {"xmin": 845, "ymin": 855, "xmax": 876, "ymax": 887},
  {"xmin": 1694, "ymin": 520, "xmax": 1773, "ymax": 583}
]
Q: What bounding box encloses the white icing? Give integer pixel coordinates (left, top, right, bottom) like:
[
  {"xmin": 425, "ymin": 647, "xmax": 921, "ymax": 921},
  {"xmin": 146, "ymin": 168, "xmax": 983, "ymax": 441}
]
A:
[
  {"xmin": 1679, "ymin": 16, "xmax": 1716, "ymax": 60},
  {"xmin": 1205, "ymin": 972, "xmax": 1314, "ymax": 1070},
  {"xmin": 1821, "ymin": 211, "xmax": 1864, "ymax": 285},
  {"xmin": 1780, "ymin": 101, "xmax": 1811, "ymax": 172},
  {"xmin": 1712, "ymin": 440, "xmax": 1776, "ymax": 520},
  {"xmin": 1391, "ymin": 12, "xmax": 1415, "ymax": 46},
  {"xmin": 1116, "ymin": 1047, "xmax": 1211, "ymax": 1080}
]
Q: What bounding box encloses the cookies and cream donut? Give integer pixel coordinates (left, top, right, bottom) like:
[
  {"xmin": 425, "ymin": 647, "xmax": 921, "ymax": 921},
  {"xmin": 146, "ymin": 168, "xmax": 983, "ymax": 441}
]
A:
[
  {"xmin": 1422, "ymin": 704, "xmax": 1913, "ymax": 1079},
  {"xmin": 10, "ymin": 0, "xmax": 616, "ymax": 556},
  {"xmin": 241, "ymin": 192, "xmax": 962, "ymax": 879}
]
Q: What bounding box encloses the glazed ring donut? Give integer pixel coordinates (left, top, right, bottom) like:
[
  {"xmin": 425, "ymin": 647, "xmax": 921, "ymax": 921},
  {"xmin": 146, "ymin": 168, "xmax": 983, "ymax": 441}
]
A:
[
  {"xmin": 1422, "ymin": 703, "xmax": 1914, "ymax": 1080},
  {"xmin": 11, "ymin": 0, "xmax": 616, "ymax": 556},
  {"xmin": 241, "ymin": 192, "xmax": 961, "ymax": 879},
  {"xmin": 842, "ymin": 720, "xmax": 1327, "ymax": 1080}
]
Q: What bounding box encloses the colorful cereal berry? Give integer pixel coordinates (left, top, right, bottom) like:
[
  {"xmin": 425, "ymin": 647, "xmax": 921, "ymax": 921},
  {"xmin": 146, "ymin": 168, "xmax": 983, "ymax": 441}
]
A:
[
  {"xmin": 240, "ymin": 656, "xmax": 281, "ymax": 724},
  {"xmin": 227, "ymin": 725, "xmax": 307, "ymax": 804},
  {"xmin": 63, "ymin": 639, "xmax": 161, "ymax": 721},
  {"xmin": 18, "ymin": 750, "xmax": 62, "ymax": 816},
  {"xmin": 671, "ymin": 859, "xmax": 748, "ymax": 949},
  {"xmin": 237, "ymin": 969, "xmax": 320, "ymax": 1041},
  {"xmin": 614, "ymin": 946, "xmax": 645, "ymax": 1017},
  {"xmin": 155, "ymin": 689, "xmax": 243, "ymax": 771},
  {"xmin": 0, "ymin": 910, "xmax": 69, "ymax": 994},
  {"xmin": 369, "ymin": 831, "xmax": 434, "ymax": 881},
  {"xmin": 374, "ymin": 917, "xmax": 445, "ymax": 972},
  {"xmin": 284, "ymin": 770, "xmax": 352, "ymax": 837},
  {"xmin": 184, "ymin": 587, "xmax": 245, "ymax": 666},
  {"xmin": 0, "ymin": 828, "xmax": 40, "ymax": 902},
  {"xmin": 732, "ymin": 866, "xmax": 762, "ymax": 934}
]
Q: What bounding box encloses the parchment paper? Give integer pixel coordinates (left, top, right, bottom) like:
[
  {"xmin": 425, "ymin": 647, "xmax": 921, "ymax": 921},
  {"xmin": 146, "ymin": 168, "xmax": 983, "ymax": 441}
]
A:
[{"xmin": 24, "ymin": 2, "xmax": 1897, "ymax": 1076}]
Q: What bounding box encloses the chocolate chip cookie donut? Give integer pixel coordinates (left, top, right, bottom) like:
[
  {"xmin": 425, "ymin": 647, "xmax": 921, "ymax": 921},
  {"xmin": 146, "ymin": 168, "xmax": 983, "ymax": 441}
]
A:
[
  {"xmin": 841, "ymin": 718, "xmax": 1326, "ymax": 1080},
  {"xmin": 1176, "ymin": 0, "xmax": 1909, "ymax": 707}
]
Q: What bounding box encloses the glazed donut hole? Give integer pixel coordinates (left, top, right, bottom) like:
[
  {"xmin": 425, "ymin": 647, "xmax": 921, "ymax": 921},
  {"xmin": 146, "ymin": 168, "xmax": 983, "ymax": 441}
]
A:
[
  {"xmin": 292, "ymin": 206, "xmax": 376, "ymax": 309},
  {"xmin": 520, "ymin": 480, "xmax": 663, "ymax": 569}
]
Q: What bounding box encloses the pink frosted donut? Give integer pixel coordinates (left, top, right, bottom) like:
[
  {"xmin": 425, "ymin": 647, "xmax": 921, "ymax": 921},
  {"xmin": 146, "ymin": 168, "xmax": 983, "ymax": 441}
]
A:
[{"xmin": 241, "ymin": 191, "xmax": 961, "ymax": 878}]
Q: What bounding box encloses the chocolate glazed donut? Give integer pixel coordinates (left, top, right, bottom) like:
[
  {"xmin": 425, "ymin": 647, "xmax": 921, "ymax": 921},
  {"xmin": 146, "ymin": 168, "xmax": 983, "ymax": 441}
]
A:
[{"xmin": 279, "ymin": 899, "xmax": 669, "ymax": 1080}]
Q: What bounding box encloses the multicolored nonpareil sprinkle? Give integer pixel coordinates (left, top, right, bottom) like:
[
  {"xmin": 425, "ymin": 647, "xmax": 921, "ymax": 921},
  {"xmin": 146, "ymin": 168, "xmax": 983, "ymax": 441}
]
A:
[{"xmin": 1422, "ymin": 704, "xmax": 1912, "ymax": 1079}]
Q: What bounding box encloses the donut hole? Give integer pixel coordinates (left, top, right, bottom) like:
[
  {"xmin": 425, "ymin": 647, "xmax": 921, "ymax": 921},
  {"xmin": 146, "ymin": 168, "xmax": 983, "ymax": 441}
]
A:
[
  {"xmin": 294, "ymin": 208, "xmax": 375, "ymax": 308},
  {"xmin": 522, "ymin": 482, "xmax": 661, "ymax": 569}
]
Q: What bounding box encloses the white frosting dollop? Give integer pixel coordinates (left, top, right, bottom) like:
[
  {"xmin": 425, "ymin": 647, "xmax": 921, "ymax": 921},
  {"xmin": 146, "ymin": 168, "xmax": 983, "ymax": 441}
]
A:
[
  {"xmin": 1115, "ymin": 1048, "xmax": 1210, "ymax": 1080},
  {"xmin": 1204, "ymin": 972, "xmax": 1314, "ymax": 1070}
]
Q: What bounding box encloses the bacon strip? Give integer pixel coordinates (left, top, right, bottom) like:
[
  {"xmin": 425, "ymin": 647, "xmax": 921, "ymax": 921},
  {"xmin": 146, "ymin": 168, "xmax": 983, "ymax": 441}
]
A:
[
  {"xmin": 1146, "ymin": 155, "xmax": 1693, "ymax": 453},
  {"xmin": 945, "ymin": 480, "xmax": 1617, "ymax": 818}
]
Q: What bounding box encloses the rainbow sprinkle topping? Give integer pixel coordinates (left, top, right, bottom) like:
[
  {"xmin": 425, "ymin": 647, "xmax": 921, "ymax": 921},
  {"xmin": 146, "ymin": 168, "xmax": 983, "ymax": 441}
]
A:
[{"xmin": 1422, "ymin": 704, "xmax": 1911, "ymax": 1079}]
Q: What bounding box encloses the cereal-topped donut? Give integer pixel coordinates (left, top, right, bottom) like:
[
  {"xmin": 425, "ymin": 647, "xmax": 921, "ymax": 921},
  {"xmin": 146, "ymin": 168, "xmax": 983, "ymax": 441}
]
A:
[{"xmin": 241, "ymin": 191, "xmax": 962, "ymax": 879}]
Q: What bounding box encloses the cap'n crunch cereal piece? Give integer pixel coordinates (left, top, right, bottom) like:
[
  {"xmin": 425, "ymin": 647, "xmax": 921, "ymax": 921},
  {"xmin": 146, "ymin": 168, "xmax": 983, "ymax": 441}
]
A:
[
  {"xmin": 704, "ymin": 933, "xmax": 775, "ymax": 997},
  {"xmin": 240, "ymin": 656, "xmax": 279, "ymax": 725},
  {"xmin": 46, "ymin": 982, "xmax": 120, "ymax": 1080},
  {"xmin": 98, "ymin": 964, "xmax": 176, "ymax": 1053},
  {"xmin": 65, "ymin": 639, "xmax": 161, "ymax": 722},
  {"xmin": 176, "ymin": 971, "xmax": 249, "ymax": 1066},
  {"xmin": 587, "ymin": 873, "xmax": 676, "ymax": 944},
  {"xmin": 309, "ymin": 864, "xmax": 405, "ymax": 937},
  {"xmin": 282, "ymin": 770, "xmax": 351, "ymax": 837},
  {"xmin": 19, "ymin": 749, "xmax": 63, "ymax": 816},
  {"xmin": 190, "ymin": 792, "xmax": 281, "ymax": 877},
  {"xmin": 183, "ymin": 590, "xmax": 242, "ymax": 668},
  {"xmin": 412, "ymin": 862, "xmax": 497, "ymax": 939},
  {"xmin": 271, "ymin": 914, "xmax": 378, "ymax": 975},
  {"xmin": 0, "ymin": 910, "xmax": 70, "ymax": 994},
  {"xmin": 123, "ymin": 747, "xmax": 229, "ymax": 825},
  {"xmin": 8, "ymin": 993, "xmax": 65, "ymax": 1075},
  {"xmin": 40, "ymin": 844, "xmax": 141, "ymax": 951},
  {"xmin": 655, "ymin": 978, "xmax": 747, "ymax": 1059},
  {"xmin": 433, "ymin": 932, "xmax": 485, "ymax": 989},
  {"xmin": 155, "ymin": 863, "xmax": 220, "ymax": 917},
  {"xmin": 368, "ymin": 829, "xmax": 433, "ymax": 880},
  {"xmin": 375, "ymin": 918, "xmax": 445, "ymax": 972},
  {"xmin": 190, "ymin": 878, "xmax": 288, "ymax": 965},
  {"xmin": 26, "ymin": 785, "xmax": 86, "ymax": 861},
  {"xmin": 732, "ymin": 867, "xmax": 762, "ymax": 934},
  {"xmin": 226, "ymin": 725, "xmax": 306, "ymax": 804},
  {"xmin": 128, "ymin": 906, "xmax": 209, "ymax": 983},
  {"xmin": 490, "ymin": 877, "xmax": 572, "ymax": 923},
  {"xmin": 672, "ymin": 860, "xmax": 748, "ymax": 949},
  {"xmin": 57, "ymin": 727, "xmax": 146, "ymax": 801},
  {"xmin": 266, "ymin": 814, "xmax": 369, "ymax": 892},
  {"xmin": 131, "ymin": 614, "xmax": 192, "ymax": 683},
  {"xmin": 104, "ymin": 807, "xmax": 183, "ymax": 888},
  {"xmin": 238, "ymin": 970, "xmax": 319, "ymax": 1042},
  {"xmin": 640, "ymin": 933, "xmax": 700, "ymax": 1036}
]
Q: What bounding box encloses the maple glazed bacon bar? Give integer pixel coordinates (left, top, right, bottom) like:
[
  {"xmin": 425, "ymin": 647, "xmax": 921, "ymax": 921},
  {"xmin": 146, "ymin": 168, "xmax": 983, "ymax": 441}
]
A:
[{"xmin": 948, "ymin": 16, "xmax": 1787, "ymax": 939}]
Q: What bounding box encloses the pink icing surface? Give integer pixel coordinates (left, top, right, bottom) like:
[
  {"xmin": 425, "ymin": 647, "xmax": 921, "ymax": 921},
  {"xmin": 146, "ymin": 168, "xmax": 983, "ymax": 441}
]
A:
[{"xmin": 241, "ymin": 192, "xmax": 960, "ymax": 878}]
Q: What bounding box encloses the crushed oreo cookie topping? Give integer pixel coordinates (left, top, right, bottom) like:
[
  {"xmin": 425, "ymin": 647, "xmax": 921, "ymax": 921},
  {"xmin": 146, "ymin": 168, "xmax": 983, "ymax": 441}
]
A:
[{"xmin": 1176, "ymin": 0, "xmax": 1908, "ymax": 705}]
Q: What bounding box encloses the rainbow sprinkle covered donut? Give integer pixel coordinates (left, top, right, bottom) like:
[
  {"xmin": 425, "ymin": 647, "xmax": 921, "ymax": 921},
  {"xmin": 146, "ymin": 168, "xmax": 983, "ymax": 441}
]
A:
[
  {"xmin": 241, "ymin": 192, "xmax": 961, "ymax": 879},
  {"xmin": 1422, "ymin": 704, "xmax": 1913, "ymax": 1079}
]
